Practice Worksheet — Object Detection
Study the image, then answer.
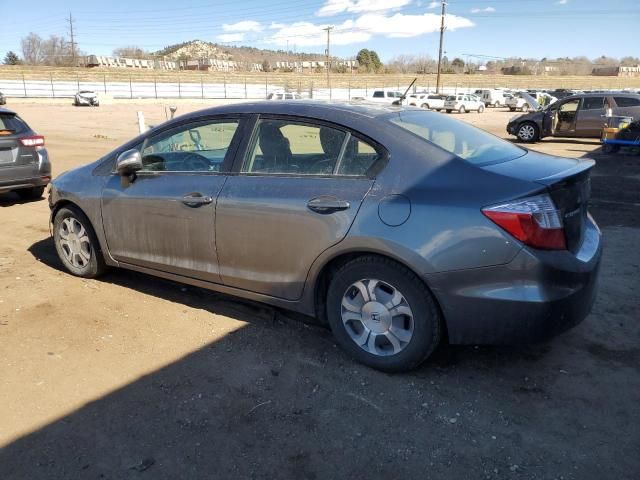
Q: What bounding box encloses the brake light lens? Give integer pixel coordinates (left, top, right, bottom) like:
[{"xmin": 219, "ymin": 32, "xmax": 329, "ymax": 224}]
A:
[
  {"xmin": 20, "ymin": 135, "xmax": 45, "ymax": 147},
  {"xmin": 482, "ymin": 193, "xmax": 566, "ymax": 250}
]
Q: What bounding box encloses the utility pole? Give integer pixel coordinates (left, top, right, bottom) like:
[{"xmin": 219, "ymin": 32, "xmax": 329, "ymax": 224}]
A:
[
  {"xmin": 323, "ymin": 25, "xmax": 333, "ymax": 100},
  {"xmin": 435, "ymin": 1, "xmax": 446, "ymax": 93},
  {"xmin": 68, "ymin": 12, "xmax": 76, "ymax": 67}
]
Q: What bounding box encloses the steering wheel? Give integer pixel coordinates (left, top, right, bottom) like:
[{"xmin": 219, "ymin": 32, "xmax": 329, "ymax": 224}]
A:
[{"xmin": 182, "ymin": 152, "xmax": 211, "ymax": 171}]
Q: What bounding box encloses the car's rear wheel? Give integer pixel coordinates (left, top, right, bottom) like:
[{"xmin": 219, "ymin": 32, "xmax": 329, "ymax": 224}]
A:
[
  {"xmin": 16, "ymin": 186, "xmax": 45, "ymax": 200},
  {"xmin": 516, "ymin": 122, "xmax": 539, "ymax": 142},
  {"xmin": 478, "ymin": 104, "xmax": 485, "ymax": 113},
  {"xmin": 326, "ymin": 256, "xmax": 441, "ymax": 372},
  {"xmin": 445, "ymin": 109, "xmax": 452, "ymax": 113},
  {"xmin": 521, "ymin": 103, "xmax": 530, "ymax": 112},
  {"xmin": 509, "ymin": 107, "xmax": 516, "ymax": 112},
  {"xmin": 494, "ymin": 101, "xmax": 501, "ymax": 108},
  {"xmin": 420, "ymin": 103, "xmax": 429, "ymax": 109},
  {"xmin": 458, "ymin": 105, "xmax": 466, "ymax": 114},
  {"xmin": 53, "ymin": 206, "xmax": 106, "ymax": 278}
]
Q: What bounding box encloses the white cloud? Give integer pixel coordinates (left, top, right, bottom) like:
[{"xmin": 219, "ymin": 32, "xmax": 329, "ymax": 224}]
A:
[
  {"xmin": 265, "ymin": 12, "xmax": 474, "ymax": 46},
  {"xmin": 222, "ymin": 20, "xmax": 263, "ymax": 32},
  {"xmin": 355, "ymin": 12, "xmax": 474, "ymax": 37},
  {"xmin": 217, "ymin": 33, "xmax": 245, "ymax": 42},
  {"xmin": 316, "ymin": 0, "xmax": 412, "ymax": 17},
  {"xmin": 427, "ymin": 1, "xmax": 439, "ymax": 8},
  {"xmin": 556, "ymin": 0, "xmax": 568, "ymax": 4},
  {"xmin": 470, "ymin": 6, "xmax": 495, "ymax": 13}
]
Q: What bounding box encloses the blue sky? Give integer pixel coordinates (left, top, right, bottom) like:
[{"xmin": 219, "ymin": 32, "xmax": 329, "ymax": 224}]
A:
[{"xmin": 1, "ymin": 0, "xmax": 639, "ymax": 62}]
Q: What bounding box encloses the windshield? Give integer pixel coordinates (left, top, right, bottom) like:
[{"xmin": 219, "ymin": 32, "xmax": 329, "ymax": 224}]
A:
[{"xmin": 388, "ymin": 110, "xmax": 526, "ymax": 165}]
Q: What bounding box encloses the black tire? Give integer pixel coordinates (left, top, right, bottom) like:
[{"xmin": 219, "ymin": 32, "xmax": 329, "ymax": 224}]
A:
[
  {"xmin": 16, "ymin": 186, "xmax": 45, "ymax": 200},
  {"xmin": 602, "ymin": 144, "xmax": 620, "ymax": 154},
  {"xmin": 420, "ymin": 103, "xmax": 429, "ymax": 109},
  {"xmin": 53, "ymin": 206, "xmax": 107, "ymax": 278},
  {"xmin": 478, "ymin": 104, "xmax": 485, "ymax": 113},
  {"xmin": 458, "ymin": 105, "xmax": 466, "ymax": 114},
  {"xmin": 326, "ymin": 255, "xmax": 442, "ymax": 373},
  {"xmin": 445, "ymin": 109, "xmax": 452, "ymax": 114},
  {"xmin": 516, "ymin": 122, "xmax": 540, "ymax": 143},
  {"xmin": 509, "ymin": 107, "xmax": 516, "ymax": 112}
]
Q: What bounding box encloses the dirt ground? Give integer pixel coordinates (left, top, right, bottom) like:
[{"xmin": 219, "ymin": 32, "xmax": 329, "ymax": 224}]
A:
[{"xmin": 0, "ymin": 99, "xmax": 638, "ymax": 479}]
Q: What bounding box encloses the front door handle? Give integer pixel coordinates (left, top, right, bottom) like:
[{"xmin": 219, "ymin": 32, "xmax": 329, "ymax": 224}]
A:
[
  {"xmin": 307, "ymin": 196, "xmax": 350, "ymax": 214},
  {"xmin": 182, "ymin": 193, "xmax": 213, "ymax": 207}
]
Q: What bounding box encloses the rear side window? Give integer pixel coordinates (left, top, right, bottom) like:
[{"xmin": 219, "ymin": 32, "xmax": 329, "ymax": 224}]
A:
[
  {"xmin": 582, "ymin": 97, "xmax": 605, "ymax": 110},
  {"xmin": 372, "ymin": 91, "xmax": 384, "ymax": 98},
  {"xmin": 388, "ymin": 110, "xmax": 526, "ymax": 166},
  {"xmin": 614, "ymin": 96, "xmax": 640, "ymax": 107},
  {"xmin": 0, "ymin": 115, "xmax": 28, "ymax": 134},
  {"xmin": 242, "ymin": 119, "xmax": 380, "ymax": 176}
]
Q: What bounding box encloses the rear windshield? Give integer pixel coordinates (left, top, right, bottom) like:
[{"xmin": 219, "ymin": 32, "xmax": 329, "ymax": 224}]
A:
[
  {"xmin": 0, "ymin": 114, "xmax": 28, "ymax": 134},
  {"xmin": 388, "ymin": 110, "xmax": 526, "ymax": 165}
]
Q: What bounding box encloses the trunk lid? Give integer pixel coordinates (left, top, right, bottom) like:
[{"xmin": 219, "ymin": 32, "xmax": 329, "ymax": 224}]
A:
[{"xmin": 482, "ymin": 150, "xmax": 594, "ymax": 254}]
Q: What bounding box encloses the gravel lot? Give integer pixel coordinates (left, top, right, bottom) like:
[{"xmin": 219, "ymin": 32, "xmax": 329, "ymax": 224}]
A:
[{"xmin": 1, "ymin": 100, "xmax": 638, "ymax": 479}]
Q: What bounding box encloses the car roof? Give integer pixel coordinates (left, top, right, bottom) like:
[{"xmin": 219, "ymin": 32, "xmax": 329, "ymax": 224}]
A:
[
  {"xmin": 0, "ymin": 107, "xmax": 16, "ymax": 115},
  {"xmin": 564, "ymin": 92, "xmax": 640, "ymax": 99},
  {"xmin": 178, "ymin": 100, "xmax": 405, "ymax": 121}
]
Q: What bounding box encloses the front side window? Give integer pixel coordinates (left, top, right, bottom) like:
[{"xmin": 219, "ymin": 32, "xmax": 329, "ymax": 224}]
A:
[
  {"xmin": 582, "ymin": 97, "xmax": 605, "ymax": 110},
  {"xmin": 388, "ymin": 110, "xmax": 525, "ymax": 166},
  {"xmin": 559, "ymin": 100, "xmax": 580, "ymax": 113},
  {"xmin": 242, "ymin": 119, "xmax": 380, "ymax": 176},
  {"xmin": 141, "ymin": 120, "xmax": 239, "ymax": 172}
]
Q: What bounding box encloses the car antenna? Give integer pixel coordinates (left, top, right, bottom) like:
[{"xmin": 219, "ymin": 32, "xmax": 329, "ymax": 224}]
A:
[{"xmin": 392, "ymin": 77, "xmax": 418, "ymax": 106}]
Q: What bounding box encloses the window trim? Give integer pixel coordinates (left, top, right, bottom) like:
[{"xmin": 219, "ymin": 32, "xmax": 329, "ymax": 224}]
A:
[
  {"xmin": 105, "ymin": 114, "xmax": 248, "ymax": 176},
  {"xmin": 231, "ymin": 114, "xmax": 389, "ymax": 179}
]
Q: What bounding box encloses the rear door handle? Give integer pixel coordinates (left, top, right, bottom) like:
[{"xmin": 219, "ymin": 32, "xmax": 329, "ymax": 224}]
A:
[
  {"xmin": 182, "ymin": 193, "xmax": 213, "ymax": 207},
  {"xmin": 307, "ymin": 196, "xmax": 350, "ymax": 214}
]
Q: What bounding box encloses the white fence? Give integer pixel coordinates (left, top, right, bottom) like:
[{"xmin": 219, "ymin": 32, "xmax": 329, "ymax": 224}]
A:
[{"xmin": 0, "ymin": 78, "xmax": 479, "ymax": 101}]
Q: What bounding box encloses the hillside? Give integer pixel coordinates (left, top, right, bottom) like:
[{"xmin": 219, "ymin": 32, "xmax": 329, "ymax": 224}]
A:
[{"xmin": 154, "ymin": 40, "xmax": 326, "ymax": 64}]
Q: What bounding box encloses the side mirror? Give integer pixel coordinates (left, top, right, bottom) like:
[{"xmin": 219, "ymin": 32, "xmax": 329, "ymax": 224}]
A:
[{"xmin": 116, "ymin": 149, "xmax": 143, "ymax": 176}]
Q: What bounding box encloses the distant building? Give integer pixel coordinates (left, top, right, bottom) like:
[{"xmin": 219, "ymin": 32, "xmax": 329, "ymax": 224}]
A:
[{"xmin": 592, "ymin": 65, "xmax": 640, "ymax": 77}]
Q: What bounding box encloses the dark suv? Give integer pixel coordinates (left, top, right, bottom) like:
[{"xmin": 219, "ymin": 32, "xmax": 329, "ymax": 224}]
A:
[
  {"xmin": 0, "ymin": 108, "xmax": 51, "ymax": 199},
  {"xmin": 507, "ymin": 92, "xmax": 640, "ymax": 142}
]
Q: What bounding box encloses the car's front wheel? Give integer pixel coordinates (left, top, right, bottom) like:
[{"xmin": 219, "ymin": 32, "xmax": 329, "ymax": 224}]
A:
[
  {"xmin": 478, "ymin": 104, "xmax": 485, "ymax": 113},
  {"xmin": 326, "ymin": 256, "xmax": 441, "ymax": 372},
  {"xmin": 516, "ymin": 122, "xmax": 539, "ymax": 142},
  {"xmin": 53, "ymin": 206, "xmax": 107, "ymax": 278}
]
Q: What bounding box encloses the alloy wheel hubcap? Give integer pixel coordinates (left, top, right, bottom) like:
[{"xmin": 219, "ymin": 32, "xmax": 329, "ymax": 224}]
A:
[
  {"xmin": 519, "ymin": 125, "xmax": 535, "ymax": 140},
  {"xmin": 58, "ymin": 217, "xmax": 91, "ymax": 269},
  {"xmin": 341, "ymin": 279, "xmax": 414, "ymax": 357}
]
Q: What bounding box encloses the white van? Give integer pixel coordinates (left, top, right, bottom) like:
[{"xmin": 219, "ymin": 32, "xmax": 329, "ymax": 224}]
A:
[{"xmin": 480, "ymin": 89, "xmax": 509, "ymax": 108}]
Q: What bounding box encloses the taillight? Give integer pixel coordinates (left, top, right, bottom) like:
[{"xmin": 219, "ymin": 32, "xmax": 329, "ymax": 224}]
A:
[
  {"xmin": 20, "ymin": 135, "xmax": 45, "ymax": 147},
  {"xmin": 482, "ymin": 193, "xmax": 566, "ymax": 250}
]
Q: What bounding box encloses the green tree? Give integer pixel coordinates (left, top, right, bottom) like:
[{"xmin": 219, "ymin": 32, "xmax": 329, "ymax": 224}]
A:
[
  {"xmin": 451, "ymin": 57, "xmax": 465, "ymax": 73},
  {"xmin": 3, "ymin": 51, "xmax": 21, "ymax": 65},
  {"xmin": 356, "ymin": 48, "xmax": 382, "ymax": 73}
]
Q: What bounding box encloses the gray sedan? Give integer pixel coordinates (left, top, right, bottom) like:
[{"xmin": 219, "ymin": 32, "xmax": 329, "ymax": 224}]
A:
[{"xmin": 49, "ymin": 101, "xmax": 601, "ymax": 372}]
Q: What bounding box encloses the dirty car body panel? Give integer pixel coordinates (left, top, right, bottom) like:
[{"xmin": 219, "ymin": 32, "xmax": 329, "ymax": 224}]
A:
[{"xmin": 49, "ymin": 101, "xmax": 602, "ymax": 347}]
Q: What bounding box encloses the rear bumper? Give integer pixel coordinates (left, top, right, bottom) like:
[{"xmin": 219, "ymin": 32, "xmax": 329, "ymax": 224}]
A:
[
  {"xmin": 0, "ymin": 148, "xmax": 51, "ymax": 193},
  {"xmin": 426, "ymin": 219, "xmax": 602, "ymax": 345}
]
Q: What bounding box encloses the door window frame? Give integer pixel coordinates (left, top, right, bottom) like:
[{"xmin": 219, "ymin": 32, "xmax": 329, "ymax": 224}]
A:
[
  {"xmin": 229, "ymin": 114, "xmax": 389, "ymax": 179},
  {"xmin": 109, "ymin": 114, "xmax": 250, "ymax": 176}
]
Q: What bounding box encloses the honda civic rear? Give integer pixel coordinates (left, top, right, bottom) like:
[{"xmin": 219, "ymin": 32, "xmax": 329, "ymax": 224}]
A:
[{"xmin": 388, "ymin": 111, "xmax": 602, "ymax": 345}]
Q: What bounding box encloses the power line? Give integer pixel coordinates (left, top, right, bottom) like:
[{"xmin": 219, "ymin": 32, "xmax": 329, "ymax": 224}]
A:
[
  {"xmin": 436, "ymin": 1, "xmax": 446, "ymax": 93},
  {"xmin": 67, "ymin": 12, "xmax": 77, "ymax": 67},
  {"xmin": 323, "ymin": 25, "xmax": 333, "ymax": 99}
]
